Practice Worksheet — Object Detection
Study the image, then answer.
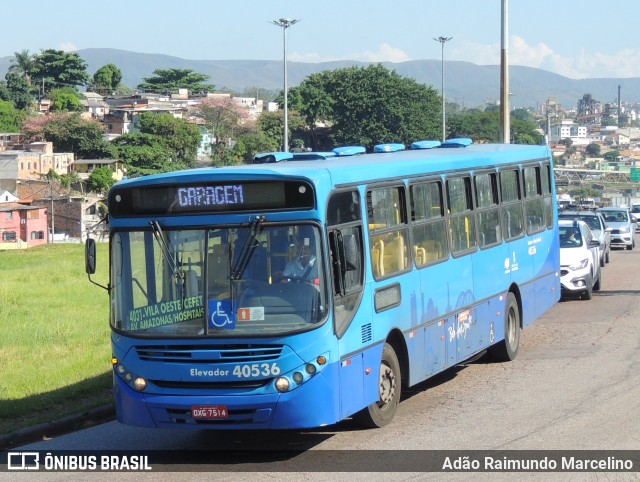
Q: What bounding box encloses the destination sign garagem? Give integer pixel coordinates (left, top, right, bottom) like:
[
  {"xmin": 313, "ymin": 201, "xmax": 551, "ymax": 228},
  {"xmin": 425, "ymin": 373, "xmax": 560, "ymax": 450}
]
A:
[{"xmin": 109, "ymin": 180, "xmax": 315, "ymax": 216}]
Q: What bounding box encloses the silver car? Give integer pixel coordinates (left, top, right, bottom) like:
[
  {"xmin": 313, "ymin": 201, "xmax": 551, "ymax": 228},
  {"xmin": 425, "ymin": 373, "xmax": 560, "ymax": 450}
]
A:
[
  {"xmin": 559, "ymin": 210, "xmax": 611, "ymax": 266},
  {"xmin": 599, "ymin": 207, "xmax": 635, "ymax": 250}
]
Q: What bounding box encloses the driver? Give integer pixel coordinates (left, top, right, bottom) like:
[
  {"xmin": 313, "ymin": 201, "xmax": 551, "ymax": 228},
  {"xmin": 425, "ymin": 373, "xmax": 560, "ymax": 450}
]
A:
[{"xmin": 282, "ymin": 231, "xmax": 318, "ymax": 282}]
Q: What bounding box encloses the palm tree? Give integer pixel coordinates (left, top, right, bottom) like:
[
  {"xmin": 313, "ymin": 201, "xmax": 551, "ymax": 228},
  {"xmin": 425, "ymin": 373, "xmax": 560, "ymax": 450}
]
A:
[{"xmin": 8, "ymin": 49, "xmax": 35, "ymax": 85}]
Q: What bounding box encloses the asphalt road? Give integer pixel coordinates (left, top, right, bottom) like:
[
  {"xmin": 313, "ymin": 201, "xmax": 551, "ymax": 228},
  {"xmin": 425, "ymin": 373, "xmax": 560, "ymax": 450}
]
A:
[{"xmin": 4, "ymin": 238, "xmax": 640, "ymax": 480}]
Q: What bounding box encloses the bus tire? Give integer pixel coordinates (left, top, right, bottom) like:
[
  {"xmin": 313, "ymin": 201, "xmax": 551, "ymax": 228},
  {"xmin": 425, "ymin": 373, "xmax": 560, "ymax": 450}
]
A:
[
  {"xmin": 489, "ymin": 292, "xmax": 520, "ymax": 362},
  {"xmin": 353, "ymin": 343, "xmax": 401, "ymax": 428}
]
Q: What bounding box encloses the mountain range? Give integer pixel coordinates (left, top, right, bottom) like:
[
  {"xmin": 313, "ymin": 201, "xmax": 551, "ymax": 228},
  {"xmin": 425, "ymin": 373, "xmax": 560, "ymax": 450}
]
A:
[{"xmin": 1, "ymin": 48, "xmax": 639, "ymax": 110}]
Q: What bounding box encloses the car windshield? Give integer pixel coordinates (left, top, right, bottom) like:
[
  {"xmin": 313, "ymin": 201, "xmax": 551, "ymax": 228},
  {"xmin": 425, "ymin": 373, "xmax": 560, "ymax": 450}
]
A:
[
  {"xmin": 602, "ymin": 211, "xmax": 628, "ymax": 223},
  {"xmin": 559, "ymin": 214, "xmax": 600, "ymax": 231},
  {"xmin": 579, "ymin": 216, "xmax": 600, "ymax": 231},
  {"xmin": 559, "ymin": 226, "xmax": 583, "ymax": 248},
  {"xmin": 110, "ymin": 223, "xmax": 328, "ymax": 337}
]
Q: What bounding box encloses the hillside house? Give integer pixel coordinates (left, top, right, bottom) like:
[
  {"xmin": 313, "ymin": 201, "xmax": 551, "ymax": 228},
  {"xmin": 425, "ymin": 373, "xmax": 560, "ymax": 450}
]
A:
[
  {"xmin": 70, "ymin": 158, "xmax": 126, "ymax": 181},
  {"xmin": 0, "ymin": 202, "xmax": 48, "ymax": 250},
  {"xmin": 0, "ymin": 142, "xmax": 74, "ymax": 193}
]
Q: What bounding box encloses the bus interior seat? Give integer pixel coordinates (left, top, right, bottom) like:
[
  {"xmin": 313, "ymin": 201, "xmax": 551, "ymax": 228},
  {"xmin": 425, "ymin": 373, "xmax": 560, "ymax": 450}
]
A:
[
  {"xmin": 414, "ymin": 240, "xmax": 442, "ymax": 264},
  {"xmin": 184, "ymin": 269, "xmax": 200, "ymax": 297},
  {"xmin": 371, "ymin": 239, "xmax": 383, "ymax": 277},
  {"xmin": 233, "ymin": 238, "xmax": 269, "ymax": 282},
  {"xmin": 382, "ymin": 235, "xmax": 406, "ymax": 274},
  {"xmin": 208, "ymin": 244, "xmax": 230, "ymax": 294}
]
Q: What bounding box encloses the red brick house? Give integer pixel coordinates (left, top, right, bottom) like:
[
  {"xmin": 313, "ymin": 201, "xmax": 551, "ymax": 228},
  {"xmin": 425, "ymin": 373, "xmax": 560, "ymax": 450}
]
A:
[{"xmin": 0, "ymin": 203, "xmax": 48, "ymax": 250}]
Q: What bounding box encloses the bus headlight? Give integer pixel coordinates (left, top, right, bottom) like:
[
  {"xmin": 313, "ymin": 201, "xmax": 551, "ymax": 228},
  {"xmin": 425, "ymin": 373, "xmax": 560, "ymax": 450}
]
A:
[
  {"xmin": 275, "ymin": 377, "xmax": 290, "ymax": 392},
  {"xmin": 133, "ymin": 377, "xmax": 147, "ymax": 391},
  {"xmin": 274, "ymin": 352, "xmax": 330, "ymax": 392}
]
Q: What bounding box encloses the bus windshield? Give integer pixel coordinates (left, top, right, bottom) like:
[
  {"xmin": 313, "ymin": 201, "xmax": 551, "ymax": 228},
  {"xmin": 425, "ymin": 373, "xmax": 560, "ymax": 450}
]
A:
[{"xmin": 111, "ymin": 223, "xmax": 327, "ymax": 337}]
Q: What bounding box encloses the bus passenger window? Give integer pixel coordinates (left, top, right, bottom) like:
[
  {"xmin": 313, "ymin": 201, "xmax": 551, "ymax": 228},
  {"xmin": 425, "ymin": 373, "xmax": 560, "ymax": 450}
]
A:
[
  {"xmin": 524, "ymin": 165, "xmax": 545, "ymax": 234},
  {"xmin": 474, "ymin": 172, "xmax": 502, "ymax": 248},
  {"xmin": 367, "ymin": 185, "xmax": 409, "ymax": 277},
  {"xmin": 446, "ymin": 176, "xmax": 476, "ymax": 255},
  {"xmin": 500, "ymin": 169, "xmax": 524, "ymax": 240},
  {"xmin": 410, "ymin": 181, "xmax": 448, "ymax": 266}
]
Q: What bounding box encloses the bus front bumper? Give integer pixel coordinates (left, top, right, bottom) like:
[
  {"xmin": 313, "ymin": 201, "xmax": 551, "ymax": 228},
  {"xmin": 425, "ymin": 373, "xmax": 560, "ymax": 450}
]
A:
[{"xmin": 113, "ymin": 364, "xmax": 340, "ymax": 430}]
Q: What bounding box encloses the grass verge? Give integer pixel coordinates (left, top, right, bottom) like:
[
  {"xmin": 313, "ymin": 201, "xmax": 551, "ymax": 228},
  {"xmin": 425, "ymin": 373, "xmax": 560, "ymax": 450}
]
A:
[{"xmin": 0, "ymin": 243, "xmax": 111, "ymax": 436}]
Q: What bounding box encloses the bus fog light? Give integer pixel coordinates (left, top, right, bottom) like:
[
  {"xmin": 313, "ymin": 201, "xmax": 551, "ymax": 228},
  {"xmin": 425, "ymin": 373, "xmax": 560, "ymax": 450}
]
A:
[
  {"xmin": 293, "ymin": 372, "xmax": 304, "ymax": 384},
  {"xmin": 133, "ymin": 377, "xmax": 147, "ymax": 391},
  {"xmin": 275, "ymin": 377, "xmax": 290, "ymax": 392},
  {"xmin": 305, "ymin": 364, "xmax": 317, "ymax": 375}
]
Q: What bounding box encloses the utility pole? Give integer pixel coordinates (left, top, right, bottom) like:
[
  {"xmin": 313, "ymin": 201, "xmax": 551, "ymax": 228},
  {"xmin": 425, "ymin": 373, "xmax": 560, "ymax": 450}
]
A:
[
  {"xmin": 434, "ymin": 36, "xmax": 452, "ymax": 142},
  {"xmin": 500, "ymin": 0, "xmax": 511, "ymax": 143},
  {"xmin": 49, "ymin": 178, "xmax": 55, "ymax": 243},
  {"xmin": 271, "ymin": 18, "xmax": 300, "ymax": 152}
]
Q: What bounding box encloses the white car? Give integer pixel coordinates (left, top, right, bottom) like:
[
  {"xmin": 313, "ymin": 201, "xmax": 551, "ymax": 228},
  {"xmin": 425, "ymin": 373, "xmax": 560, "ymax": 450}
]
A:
[{"xmin": 559, "ymin": 219, "xmax": 602, "ymax": 300}]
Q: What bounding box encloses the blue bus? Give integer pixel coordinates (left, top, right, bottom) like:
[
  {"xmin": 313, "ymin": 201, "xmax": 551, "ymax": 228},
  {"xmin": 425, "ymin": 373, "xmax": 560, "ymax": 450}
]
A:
[{"xmin": 86, "ymin": 142, "xmax": 560, "ymax": 429}]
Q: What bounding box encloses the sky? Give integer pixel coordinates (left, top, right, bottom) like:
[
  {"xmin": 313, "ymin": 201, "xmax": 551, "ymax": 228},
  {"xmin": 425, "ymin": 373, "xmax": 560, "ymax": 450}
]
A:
[{"xmin": 2, "ymin": 0, "xmax": 639, "ymax": 79}]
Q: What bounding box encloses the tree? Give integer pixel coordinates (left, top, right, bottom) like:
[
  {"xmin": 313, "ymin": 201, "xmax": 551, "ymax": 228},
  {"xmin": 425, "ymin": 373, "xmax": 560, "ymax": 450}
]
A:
[
  {"xmin": 137, "ymin": 68, "xmax": 215, "ymax": 94},
  {"xmin": 31, "ymin": 49, "xmax": 90, "ymax": 96},
  {"xmin": 585, "ymin": 143, "xmax": 601, "ymax": 157},
  {"xmin": 0, "ymin": 100, "xmax": 27, "ymax": 131},
  {"xmin": 48, "ymin": 87, "xmax": 84, "ymax": 112},
  {"xmin": 289, "ymin": 65, "xmax": 441, "ymax": 148},
  {"xmin": 192, "ymin": 96, "xmax": 249, "ymax": 162},
  {"xmin": 87, "ymin": 166, "xmax": 116, "ymax": 194},
  {"xmin": 228, "ymin": 130, "xmax": 276, "ymax": 165},
  {"xmin": 1, "ymin": 72, "xmax": 34, "ymax": 110},
  {"xmin": 511, "ymin": 108, "xmax": 534, "ymax": 122},
  {"xmin": 89, "ymin": 64, "xmax": 123, "ymax": 95},
  {"xmin": 511, "ymin": 117, "xmax": 544, "ymax": 145},
  {"xmin": 8, "ymin": 49, "xmax": 36, "ymax": 84},
  {"xmin": 22, "ymin": 112, "xmax": 113, "ymax": 159},
  {"xmin": 560, "ymin": 137, "xmax": 573, "ymax": 148},
  {"xmin": 111, "ymin": 133, "xmax": 176, "ymax": 175},
  {"xmin": 604, "ymin": 150, "xmax": 620, "ymax": 162},
  {"xmin": 138, "ymin": 112, "xmax": 202, "ymax": 166},
  {"xmin": 448, "ymin": 110, "xmax": 500, "ymax": 143},
  {"xmin": 255, "ymin": 111, "xmax": 300, "ymax": 151}
]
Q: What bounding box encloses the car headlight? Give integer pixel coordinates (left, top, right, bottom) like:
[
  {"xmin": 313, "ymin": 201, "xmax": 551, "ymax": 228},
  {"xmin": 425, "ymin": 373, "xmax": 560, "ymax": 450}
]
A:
[
  {"xmin": 569, "ymin": 258, "xmax": 589, "ymax": 271},
  {"xmin": 620, "ymin": 226, "xmax": 631, "ymax": 233}
]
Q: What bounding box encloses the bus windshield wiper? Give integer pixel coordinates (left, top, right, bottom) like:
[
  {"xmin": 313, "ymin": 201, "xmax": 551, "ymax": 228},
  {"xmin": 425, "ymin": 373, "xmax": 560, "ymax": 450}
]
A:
[
  {"xmin": 150, "ymin": 220, "xmax": 184, "ymax": 282},
  {"xmin": 230, "ymin": 215, "xmax": 265, "ymax": 280}
]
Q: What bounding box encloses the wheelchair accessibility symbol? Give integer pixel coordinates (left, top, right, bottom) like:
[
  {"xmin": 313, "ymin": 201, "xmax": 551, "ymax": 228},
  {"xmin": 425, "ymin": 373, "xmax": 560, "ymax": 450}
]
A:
[{"xmin": 208, "ymin": 299, "xmax": 236, "ymax": 329}]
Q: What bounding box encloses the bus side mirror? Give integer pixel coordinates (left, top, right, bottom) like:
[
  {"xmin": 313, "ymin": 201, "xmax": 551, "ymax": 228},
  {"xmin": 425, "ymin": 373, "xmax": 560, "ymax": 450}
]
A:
[{"xmin": 85, "ymin": 238, "xmax": 97, "ymax": 274}]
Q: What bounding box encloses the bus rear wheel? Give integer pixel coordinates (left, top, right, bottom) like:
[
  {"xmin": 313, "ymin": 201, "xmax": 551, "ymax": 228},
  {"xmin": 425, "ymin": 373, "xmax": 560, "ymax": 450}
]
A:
[
  {"xmin": 489, "ymin": 292, "xmax": 520, "ymax": 362},
  {"xmin": 353, "ymin": 343, "xmax": 401, "ymax": 428}
]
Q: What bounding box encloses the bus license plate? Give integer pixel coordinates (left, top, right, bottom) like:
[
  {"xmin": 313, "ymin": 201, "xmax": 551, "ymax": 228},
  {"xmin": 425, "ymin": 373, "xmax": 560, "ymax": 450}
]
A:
[{"xmin": 191, "ymin": 405, "xmax": 229, "ymax": 419}]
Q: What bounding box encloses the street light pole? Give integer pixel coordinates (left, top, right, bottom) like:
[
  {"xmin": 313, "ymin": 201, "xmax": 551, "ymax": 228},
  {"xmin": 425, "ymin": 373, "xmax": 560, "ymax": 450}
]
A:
[
  {"xmin": 271, "ymin": 18, "xmax": 299, "ymax": 152},
  {"xmin": 500, "ymin": 0, "xmax": 511, "ymax": 143},
  {"xmin": 434, "ymin": 36, "xmax": 452, "ymax": 142}
]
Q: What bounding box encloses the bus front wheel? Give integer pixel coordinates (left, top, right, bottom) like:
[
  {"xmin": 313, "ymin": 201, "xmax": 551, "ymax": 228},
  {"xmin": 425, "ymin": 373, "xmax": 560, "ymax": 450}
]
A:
[
  {"xmin": 353, "ymin": 343, "xmax": 401, "ymax": 428},
  {"xmin": 489, "ymin": 292, "xmax": 520, "ymax": 362}
]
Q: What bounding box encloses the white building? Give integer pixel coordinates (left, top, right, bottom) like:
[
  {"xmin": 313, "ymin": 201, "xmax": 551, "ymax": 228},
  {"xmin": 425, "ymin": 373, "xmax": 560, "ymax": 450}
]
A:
[{"xmin": 550, "ymin": 120, "xmax": 589, "ymax": 146}]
